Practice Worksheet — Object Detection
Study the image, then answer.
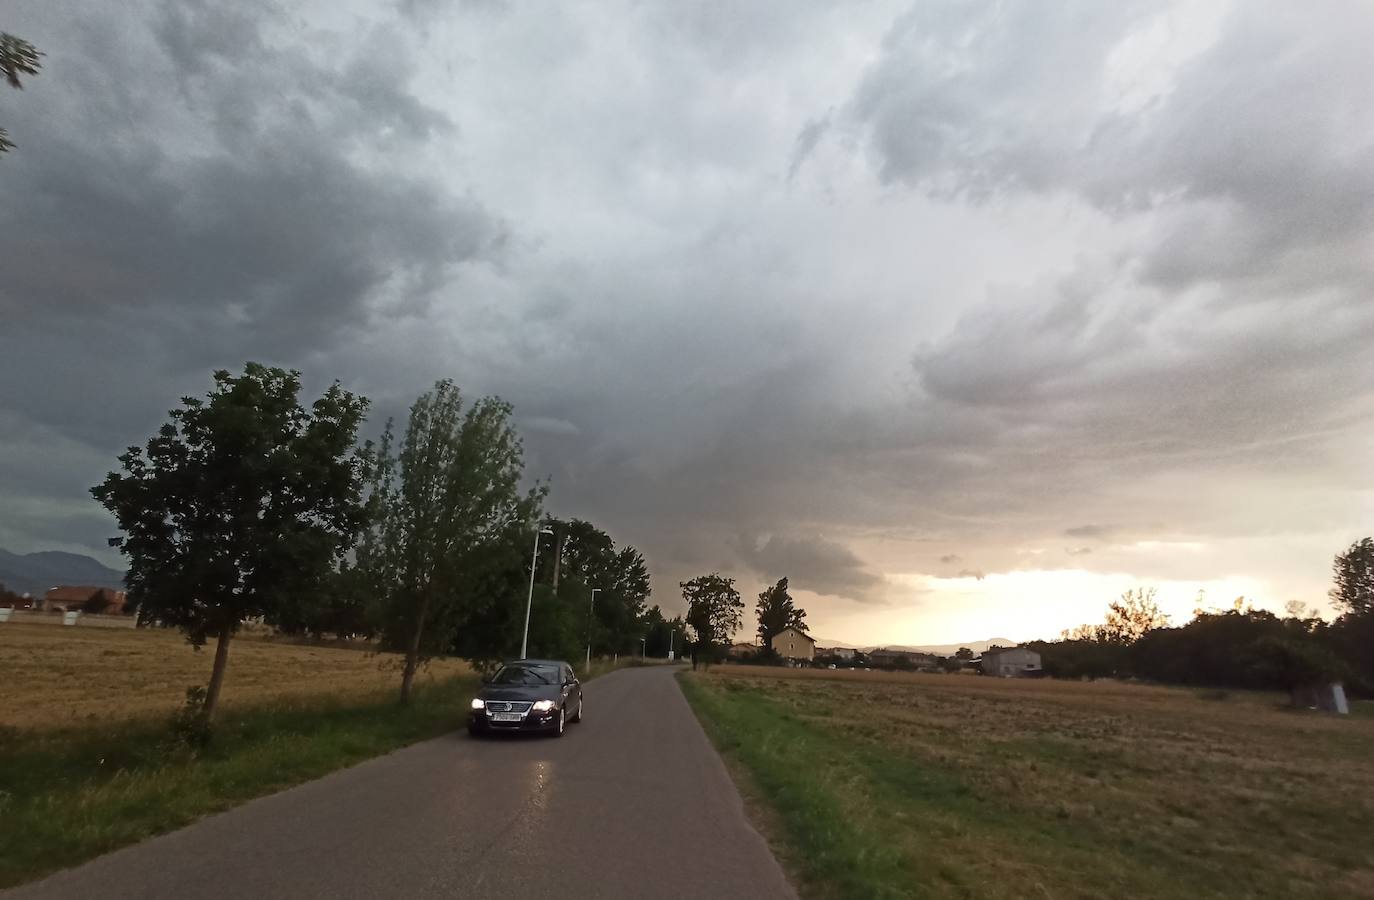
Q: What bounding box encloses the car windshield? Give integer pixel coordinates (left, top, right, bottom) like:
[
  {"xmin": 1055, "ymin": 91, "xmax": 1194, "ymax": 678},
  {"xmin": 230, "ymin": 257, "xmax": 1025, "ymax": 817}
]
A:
[{"xmin": 491, "ymin": 664, "xmax": 557, "ymax": 685}]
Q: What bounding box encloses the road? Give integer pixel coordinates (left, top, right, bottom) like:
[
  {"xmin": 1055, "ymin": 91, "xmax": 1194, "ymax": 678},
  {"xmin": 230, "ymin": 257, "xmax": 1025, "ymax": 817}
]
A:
[{"xmin": 5, "ymin": 665, "xmax": 795, "ymax": 900}]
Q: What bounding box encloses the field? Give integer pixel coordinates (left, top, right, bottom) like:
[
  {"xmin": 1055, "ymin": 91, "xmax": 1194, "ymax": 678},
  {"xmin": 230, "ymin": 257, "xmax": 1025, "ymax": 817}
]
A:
[
  {"xmin": 681, "ymin": 666, "xmax": 1374, "ymax": 900},
  {"xmin": 0, "ymin": 624, "xmax": 477, "ymax": 888},
  {"xmin": 0, "ymin": 623, "xmax": 470, "ymax": 730}
]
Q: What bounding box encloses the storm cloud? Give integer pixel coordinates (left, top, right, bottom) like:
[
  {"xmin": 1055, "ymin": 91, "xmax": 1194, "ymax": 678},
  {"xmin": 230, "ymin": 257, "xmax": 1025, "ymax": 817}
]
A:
[{"xmin": 2, "ymin": 0, "xmax": 1371, "ymax": 642}]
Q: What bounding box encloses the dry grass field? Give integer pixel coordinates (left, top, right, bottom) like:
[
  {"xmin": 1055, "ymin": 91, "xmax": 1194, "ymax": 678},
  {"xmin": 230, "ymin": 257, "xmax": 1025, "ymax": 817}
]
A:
[
  {"xmin": 682, "ymin": 665, "xmax": 1374, "ymax": 900},
  {"xmin": 0, "ymin": 623, "xmax": 470, "ymax": 731}
]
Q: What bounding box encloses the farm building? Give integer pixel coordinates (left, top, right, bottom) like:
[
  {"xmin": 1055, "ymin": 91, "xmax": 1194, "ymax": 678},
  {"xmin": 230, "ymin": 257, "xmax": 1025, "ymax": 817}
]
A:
[
  {"xmin": 818, "ymin": 646, "xmax": 857, "ymax": 660},
  {"xmin": 726, "ymin": 642, "xmax": 760, "ymax": 659},
  {"xmin": 773, "ymin": 626, "xmax": 815, "ymax": 664},
  {"xmin": 869, "ymin": 648, "xmax": 938, "ymax": 668},
  {"xmin": 980, "ymin": 646, "xmax": 1042, "ymax": 677},
  {"xmin": 41, "ymin": 586, "xmax": 127, "ymax": 615}
]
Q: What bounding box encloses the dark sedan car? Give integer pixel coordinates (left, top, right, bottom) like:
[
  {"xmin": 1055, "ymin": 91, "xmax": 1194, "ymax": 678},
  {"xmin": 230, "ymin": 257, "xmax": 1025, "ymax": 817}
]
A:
[{"xmin": 468, "ymin": 659, "xmax": 583, "ymax": 737}]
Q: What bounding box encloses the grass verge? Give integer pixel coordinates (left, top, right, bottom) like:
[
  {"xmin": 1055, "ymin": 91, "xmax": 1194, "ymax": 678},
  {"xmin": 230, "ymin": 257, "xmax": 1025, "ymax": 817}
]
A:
[
  {"xmin": 679, "ymin": 668, "xmax": 1374, "ymax": 900},
  {"xmin": 0, "ymin": 676, "xmax": 476, "ymax": 889}
]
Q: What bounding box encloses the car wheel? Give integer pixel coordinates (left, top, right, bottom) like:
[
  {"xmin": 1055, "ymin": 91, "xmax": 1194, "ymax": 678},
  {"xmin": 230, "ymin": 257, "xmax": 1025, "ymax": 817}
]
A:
[
  {"xmin": 467, "ymin": 724, "xmax": 483, "ymax": 738},
  {"xmin": 553, "ymin": 705, "xmax": 566, "ymax": 737},
  {"xmin": 571, "ymin": 694, "xmax": 583, "ymax": 723}
]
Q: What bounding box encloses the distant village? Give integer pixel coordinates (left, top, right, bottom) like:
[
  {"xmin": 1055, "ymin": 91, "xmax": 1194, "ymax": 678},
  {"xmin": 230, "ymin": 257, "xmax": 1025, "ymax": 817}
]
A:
[{"xmin": 724, "ymin": 625, "xmax": 1043, "ymax": 677}]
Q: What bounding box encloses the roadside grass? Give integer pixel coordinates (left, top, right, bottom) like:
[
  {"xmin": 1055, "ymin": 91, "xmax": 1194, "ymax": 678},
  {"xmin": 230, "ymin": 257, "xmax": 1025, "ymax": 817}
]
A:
[
  {"xmin": 680, "ymin": 667, "xmax": 1374, "ymax": 900},
  {"xmin": 0, "ymin": 626, "xmax": 659, "ymax": 889},
  {"xmin": 0, "ymin": 676, "xmax": 478, "ymax": 889}
]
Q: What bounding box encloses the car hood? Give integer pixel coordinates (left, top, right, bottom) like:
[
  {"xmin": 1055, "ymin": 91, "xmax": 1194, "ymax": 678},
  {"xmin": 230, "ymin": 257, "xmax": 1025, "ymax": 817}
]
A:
[{"xmin": 477, "ymin": 684, "xmax": 560, "ymax": 703}]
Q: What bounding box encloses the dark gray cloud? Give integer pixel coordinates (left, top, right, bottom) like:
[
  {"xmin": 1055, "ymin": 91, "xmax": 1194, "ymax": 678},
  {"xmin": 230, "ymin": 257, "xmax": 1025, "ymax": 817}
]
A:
[
  {"xmin": 734, "ymin": 534, "xmax": 885, "ymax": 604},
  {"xmin": 1065, "ymin": 525, "xmax": 1113, "ymax": 540},
  {"xmin": 1, "ymin": 0, "xmax": 1370, "ymax": 640}
]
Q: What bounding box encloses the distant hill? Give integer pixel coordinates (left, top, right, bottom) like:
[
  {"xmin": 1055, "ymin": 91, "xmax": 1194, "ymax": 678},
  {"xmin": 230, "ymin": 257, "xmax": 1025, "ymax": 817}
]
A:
[
  {"xmin": 0, "ymin": 548, "xmax": 126, "ymax": 597},
  {"xmin": 811, "ymin": 637, "xmax": 1019, "ymax": 656}
]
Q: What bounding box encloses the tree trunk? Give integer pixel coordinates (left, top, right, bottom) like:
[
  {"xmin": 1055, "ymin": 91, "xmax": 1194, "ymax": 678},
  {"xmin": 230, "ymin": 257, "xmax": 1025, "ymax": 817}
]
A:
[
  {"xmin": 400, "ymin": 591, "xmax": 432, "ymax": 706},
  {"xmin": 204, "ymin": 627, "xmax": 233, "ymax": 720}
]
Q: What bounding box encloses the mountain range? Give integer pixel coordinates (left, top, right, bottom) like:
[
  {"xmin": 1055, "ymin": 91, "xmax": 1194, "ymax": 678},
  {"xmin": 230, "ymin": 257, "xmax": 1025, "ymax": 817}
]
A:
[{"xmin": 0, "ymin": 548, "xmax": 126, "ymax": 597}]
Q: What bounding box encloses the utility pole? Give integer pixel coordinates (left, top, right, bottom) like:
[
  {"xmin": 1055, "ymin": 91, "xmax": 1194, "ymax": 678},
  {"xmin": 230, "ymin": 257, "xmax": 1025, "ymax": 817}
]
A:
[
  {"xmin": 520, "ymin": 525, "xmax": 554, "ymax": 659},
  {"xmin": 586, "ymin": 588, "xmax": 600, "ymax": 671}
]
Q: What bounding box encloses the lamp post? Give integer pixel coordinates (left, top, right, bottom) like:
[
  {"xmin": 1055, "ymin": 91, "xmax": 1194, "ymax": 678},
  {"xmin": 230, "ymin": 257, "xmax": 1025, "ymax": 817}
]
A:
[
  {"xmin": 519, "ymin": 525, "xmax": 555, "ymax": 659},
  {"xmin": 586, "ymin": 588, "xmax": 600, "ymax": 671},
  {"xmin": 640, "ymin": 636, "xmax": 646, "ymax": 659},
  {"xmin": 669, "ymin": 629, "xmax": 674, "ymax": 660}
]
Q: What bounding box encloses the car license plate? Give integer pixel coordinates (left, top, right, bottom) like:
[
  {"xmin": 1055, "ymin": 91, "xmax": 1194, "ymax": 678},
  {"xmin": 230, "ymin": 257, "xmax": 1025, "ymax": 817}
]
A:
[{"xmin": 491, "ymin": 712, "xmax": 522, "ymax": 723}]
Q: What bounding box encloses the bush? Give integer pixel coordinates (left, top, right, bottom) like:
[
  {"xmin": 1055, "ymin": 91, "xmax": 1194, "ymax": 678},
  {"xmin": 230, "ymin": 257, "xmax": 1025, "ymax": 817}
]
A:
[{"xmin": 168, "ymin": 686, "xmax": 212, "ymax": 749}]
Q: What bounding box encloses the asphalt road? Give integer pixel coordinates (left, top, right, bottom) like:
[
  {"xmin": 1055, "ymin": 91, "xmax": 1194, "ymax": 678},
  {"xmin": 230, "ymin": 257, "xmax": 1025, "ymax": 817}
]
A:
[{"xmin": 5, "ymin": 665, "xmax": 795, "ymax": 900}]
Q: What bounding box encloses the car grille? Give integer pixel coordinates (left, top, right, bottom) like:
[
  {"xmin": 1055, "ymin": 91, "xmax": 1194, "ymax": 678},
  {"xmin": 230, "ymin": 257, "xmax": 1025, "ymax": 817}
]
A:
[{"xmin": 484, "ymin": 701, "xmax": 533, "ymax": 715}]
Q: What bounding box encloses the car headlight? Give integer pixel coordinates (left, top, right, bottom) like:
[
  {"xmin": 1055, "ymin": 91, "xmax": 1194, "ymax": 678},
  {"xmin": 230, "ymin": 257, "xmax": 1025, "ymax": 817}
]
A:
[
  {"xmin": 470, "ymin": 698, "xmax": 485, "ymax": 710},
  {"xmin": 532, "ymin": 699, "xmax": 556, "ymax": 712}
]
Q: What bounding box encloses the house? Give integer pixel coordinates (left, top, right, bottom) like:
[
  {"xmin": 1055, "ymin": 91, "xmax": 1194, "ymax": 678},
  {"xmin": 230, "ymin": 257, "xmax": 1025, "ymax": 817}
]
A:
[
  {"xmin": 41, "ymin": 586, "xmax": 127, "ymax": 615},
  {"xmin": 773, "ymin": 626, "xmax": 815, "ymax": 663},
  {"xmin": 817, "ymin": 647, "xmax": 857, "ymax": 661},
  {"xmin": 726, "ymin": 642, "xmax": 760, "ymax": 660},
  {"xmin": 868, "ymin": 648, "xmax": 939, "ymax": 668},
  {"xmin": 980, "ymin": 646, "xmax": 1042, "ymax": 677}
]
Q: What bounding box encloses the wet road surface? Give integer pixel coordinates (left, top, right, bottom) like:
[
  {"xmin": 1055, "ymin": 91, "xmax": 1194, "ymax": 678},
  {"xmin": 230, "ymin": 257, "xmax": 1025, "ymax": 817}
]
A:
[{"xmin": 4, "ymin": 665, "xmax": 795, "ymax": 900}]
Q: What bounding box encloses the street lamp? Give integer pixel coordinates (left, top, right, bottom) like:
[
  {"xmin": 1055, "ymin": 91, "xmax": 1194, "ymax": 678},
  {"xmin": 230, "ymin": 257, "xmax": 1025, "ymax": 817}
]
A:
[
  {"xmin": 586, "ymin": 588, "xmax": 601, "ymax": 671},
  {"xmin": 519, "ymin": 525, "xmax": 555, "ymax": 659},
  {"xmin": 669, "ymin": 628, "xmax": 674, "ymax": 660},
  {"xmin": 640, "ymin": 635, "xmax": 646, "ymax": 659}
]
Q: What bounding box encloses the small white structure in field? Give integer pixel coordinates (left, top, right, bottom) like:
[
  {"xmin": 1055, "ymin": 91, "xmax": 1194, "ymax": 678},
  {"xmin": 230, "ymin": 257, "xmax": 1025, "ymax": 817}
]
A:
[
  {"xmin": 0, "ymin": 607, "xmax": 11, "ymax": 623},
  {"xmin": 63, "ymin": 610, "xmax": 81, "ymax": 626},
  {"xmin": 1292, "ymin": 682, "xmax": 1349, "ymax": 715}
]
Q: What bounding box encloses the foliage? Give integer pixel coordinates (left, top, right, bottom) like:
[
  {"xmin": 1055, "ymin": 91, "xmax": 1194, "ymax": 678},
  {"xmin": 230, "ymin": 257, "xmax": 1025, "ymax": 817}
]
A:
[
  {"xmin": 682, "ymin": 573, "xmax": 743, "ymax": 667},
  {"xmin": 541, "ymin": 519, "xmax": 652, "ymax": 656},
  {"xmin": 78, "ymin": 590, "xmax": 110, "ymax": 615},
  {"xmin": 359, "ymin": 380, "xmax": 544, "ymax": 703},
  {"xmin": 167, "ymin": 686, "xmax": 212, "ymax": 750},
  {"xmin": 1331, "ymin": 537, "xmax": 1374, "ymax": 616},
  {"xmin": 0, "ymin": 582, "xmax": 24, "ymax": 607},
  {"xmin": 91, "ymin": 363, "xmax": 369, "ymax": 720},
  {"xmin": 1064, "ymin": 587, "xmax": 1168, "ymax": 644},
  {"xmin": 643, "ymin": 605, "xmax": 686, "ymax": 657},
  {"xmin": 0, "ymin": 32, "xmax": 41, "ymax": 153},
  {"xmin": 755, "ymin": 577, "xmax": 807, "ymax": 651}
]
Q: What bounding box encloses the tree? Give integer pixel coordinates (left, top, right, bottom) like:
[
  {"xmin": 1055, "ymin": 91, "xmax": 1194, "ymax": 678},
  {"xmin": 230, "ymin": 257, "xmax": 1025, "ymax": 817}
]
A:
[
  {"xmin": 954, "ymin": 647, "xmax": 975, "ymax": 661},
  {"xmin": 1, "ymin": 33, "xmax": 41, "ymax": 153},
  {"xmin": 682, "ymin": 573, "xmax": 743, "ymax": 670},
  {"xmin": 1101, "ymin": 587, "xmax": 1168, "ymax": 644},
  {"xmin": 643, "ymin": 606, "xmax": 686, "ymax": 658},
  {"xmin": 755, "ymin": 577, "xmax": 807, "ymax": 651},
  {"xmin": 541, "ymin": 519, "xmax": 652, "ymax": 656},
  {"xmin": 92, "ymin": 364, "xmax": 368, "ymax": 721},
  {"xmin": 1331, "ymin": 537, "xmax": 1374, "ymax": 616},
  {"xmin": 360, "ymin": 381, "xmax": 544, "ymax": 704}
]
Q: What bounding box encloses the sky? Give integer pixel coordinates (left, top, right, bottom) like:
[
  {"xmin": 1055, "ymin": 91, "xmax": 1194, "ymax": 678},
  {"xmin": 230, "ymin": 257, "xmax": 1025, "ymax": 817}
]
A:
[{"xmin": 2, "ymin": 0, "xmax": 1371, "ymax": 647}]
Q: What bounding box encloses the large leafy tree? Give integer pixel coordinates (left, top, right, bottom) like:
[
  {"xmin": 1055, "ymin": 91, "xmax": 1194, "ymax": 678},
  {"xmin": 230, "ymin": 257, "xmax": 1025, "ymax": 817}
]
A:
[
  {"xmin": 360, "ymin": 381, "xmax": 544, "ymax": 704},
  {"xmin": 755, "ymin": 577, "xmax": 807, "ymax": 650},
  {"xmin": 1, "ymin": 32, "xmax": 42, "ymax": 153},
  {"xmin": 682, "ymin": 573, "xmax": 743, "ymax": 668},
  {"xmin": 542, "ymin": 518, "xmax": 652, "ymax": 656},
  {"xmin": 92, "ymin": 364, "xmax": 369, "ymax": 720},
  {"xmin": 1331, "ymin": 537, "xmax": 1374, "ymax": 616}
]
